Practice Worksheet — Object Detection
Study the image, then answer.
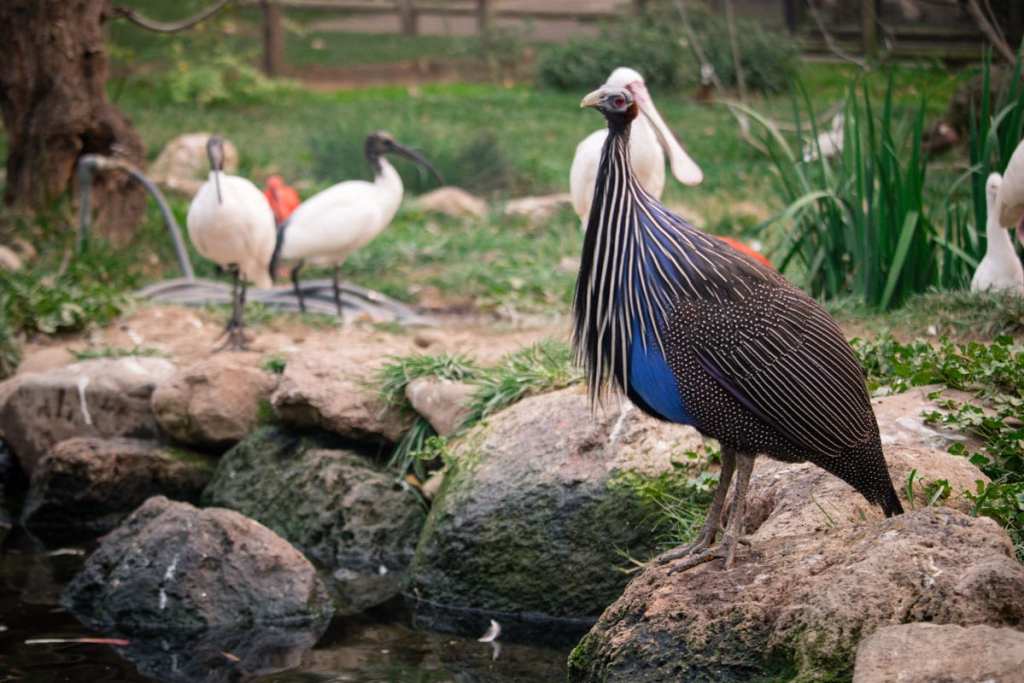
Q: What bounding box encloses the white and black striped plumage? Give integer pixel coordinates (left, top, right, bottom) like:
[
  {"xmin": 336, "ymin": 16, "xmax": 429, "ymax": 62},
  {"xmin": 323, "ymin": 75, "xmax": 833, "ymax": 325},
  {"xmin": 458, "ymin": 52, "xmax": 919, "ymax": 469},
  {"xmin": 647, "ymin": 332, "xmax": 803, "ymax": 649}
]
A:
[{"xmin": 574, "ymin": 88, "xmax": 903, "ymax": 524}]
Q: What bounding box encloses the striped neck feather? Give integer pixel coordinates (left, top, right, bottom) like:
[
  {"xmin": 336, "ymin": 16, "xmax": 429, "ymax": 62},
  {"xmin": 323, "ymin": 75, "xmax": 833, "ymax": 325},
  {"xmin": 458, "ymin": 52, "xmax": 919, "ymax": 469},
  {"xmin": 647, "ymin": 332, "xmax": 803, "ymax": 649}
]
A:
[{"xmin": 572, "ymin": 129, "xmax": 760, "ymax": 405}]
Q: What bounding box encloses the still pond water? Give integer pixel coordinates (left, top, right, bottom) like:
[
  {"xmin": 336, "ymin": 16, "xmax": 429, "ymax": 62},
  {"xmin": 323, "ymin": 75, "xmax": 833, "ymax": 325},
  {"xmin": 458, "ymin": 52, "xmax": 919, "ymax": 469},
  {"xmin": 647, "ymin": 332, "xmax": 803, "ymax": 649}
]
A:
[{"xmin": 0, "ymin": 533, "xmax": 570, "ymax": 682}]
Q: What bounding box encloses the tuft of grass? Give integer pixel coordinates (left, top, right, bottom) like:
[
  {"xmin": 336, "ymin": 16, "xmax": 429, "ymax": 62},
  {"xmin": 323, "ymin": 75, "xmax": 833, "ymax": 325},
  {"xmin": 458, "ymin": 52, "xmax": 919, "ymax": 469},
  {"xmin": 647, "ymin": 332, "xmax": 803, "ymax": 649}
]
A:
[
  {"xmin": 261, "ymin": 354, "xmax": 287, "ymax": 375},
  {"xmin": 71, "ymin": 346, "xmax": 164, "ymax": 361},
  {"xmin": 464, "ymin": 339, "xmax": 583, "ymax": 425}
]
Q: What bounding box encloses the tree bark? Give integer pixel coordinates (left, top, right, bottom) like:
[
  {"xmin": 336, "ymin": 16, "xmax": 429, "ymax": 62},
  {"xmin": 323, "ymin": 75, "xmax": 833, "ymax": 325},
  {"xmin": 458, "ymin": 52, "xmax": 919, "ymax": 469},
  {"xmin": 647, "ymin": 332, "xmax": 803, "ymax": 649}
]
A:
[{"xmin": 0, "ymin": 0, "xmax": 145, "ymax": 243}]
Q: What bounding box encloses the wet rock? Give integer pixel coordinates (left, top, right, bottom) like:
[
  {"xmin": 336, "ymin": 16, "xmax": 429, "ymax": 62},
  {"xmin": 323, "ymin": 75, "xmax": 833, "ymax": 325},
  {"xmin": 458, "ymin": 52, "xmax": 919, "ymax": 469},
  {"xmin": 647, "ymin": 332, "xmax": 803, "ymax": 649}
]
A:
[
  {"xmin": 568, "ymin": 508, "xmax": 1024, "ymax": 682},
  {"xmin": 504, "ymin": 193, "xmax": 572, "ymax": 222},
  {"xmin": 21, "ymin": 437, "xmax": 215, "ymax": 540},
  {"xmin": 853, "ymin": 622, "xmax": 1024, "ymax": 683},
  {"xmin": 203, "ymin": 427, "xmax": 424, "ymax": 615},
  {"xmin": 148, "ymin": 133, "xmax": 239, "ymax": 197},
  {"xmin": 405, "ymin": 377, "xmax": 475, "ymax": 436},
  {"xmin": 109, "ymin": 624, "xmax": 328, "ymax": 683},
  {"xmin": 413, "ymin": 186, "xmax": 488, "ymax": 219},
  {"xmin": 63, "ymin": 496, "xmax": 333, "ymax": 632},
  {"xmin": 0, "ymin": 357, "xmax": 176, "ymax": 476},
  {"xmin": 745, "ymin": 445, "xmax": 987, "ymax": 542},
  {"xmin": 409, "ymin": 389, "xmax": 705, "ymax": 631},
  {"xmin": 271, "ymin": 350, "xmax": 413, "ymax": 445},
  {"xmin": 872, "ymin": 385, "xmax": 983, "ymax": 451},
  {"xmin": 15, "ymin": 347, "xmax": 76, "ymax": 375},
  {"xmin": 151, "ymin": 354, "xmax": 278, "ymax": 448},
  {"xmin": 0, "ymin": 439, "xmax": 26, "ymax": 544}
]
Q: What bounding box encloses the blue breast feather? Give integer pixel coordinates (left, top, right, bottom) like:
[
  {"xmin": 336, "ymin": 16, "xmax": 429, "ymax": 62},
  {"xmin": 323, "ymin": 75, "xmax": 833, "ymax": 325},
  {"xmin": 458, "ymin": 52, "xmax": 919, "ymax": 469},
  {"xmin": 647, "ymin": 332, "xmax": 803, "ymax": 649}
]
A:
[{"xmin": 628, "ymin": 329, "xmax": 693, "ymax": 425}]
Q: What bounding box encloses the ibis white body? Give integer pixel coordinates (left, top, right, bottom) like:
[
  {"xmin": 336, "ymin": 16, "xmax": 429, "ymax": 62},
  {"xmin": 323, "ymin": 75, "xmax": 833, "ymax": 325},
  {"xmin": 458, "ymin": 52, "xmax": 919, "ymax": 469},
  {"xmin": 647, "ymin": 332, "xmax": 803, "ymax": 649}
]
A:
[
  {"xmin": 996, "ymin": 137, "xmax": 1024, "ymax": 236},
  {"xmin": 570, "ymin": 68, "xmax": 702, "ymax": 225},
  {"xmin": 187, "ymin": 172, "xmax": 276, "ymax": 289},
  {"xmin": 972, "ymin": 172, "xmax": 1024, "ymax": 294},
  {"xmin": 803, "ymin": 112, "xmax": 844, "ymax": 162},
  {"xmin": 278, "ymin": 159, "xmax": 403, "ymax": 267}
]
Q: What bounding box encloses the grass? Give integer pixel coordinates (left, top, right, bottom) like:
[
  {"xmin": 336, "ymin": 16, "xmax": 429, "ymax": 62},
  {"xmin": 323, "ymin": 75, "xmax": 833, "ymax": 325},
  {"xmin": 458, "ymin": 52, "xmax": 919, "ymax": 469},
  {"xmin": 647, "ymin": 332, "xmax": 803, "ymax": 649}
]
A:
[{"xmin": 71, "ymin": 346, "xmax": 165, "ymax": 361}]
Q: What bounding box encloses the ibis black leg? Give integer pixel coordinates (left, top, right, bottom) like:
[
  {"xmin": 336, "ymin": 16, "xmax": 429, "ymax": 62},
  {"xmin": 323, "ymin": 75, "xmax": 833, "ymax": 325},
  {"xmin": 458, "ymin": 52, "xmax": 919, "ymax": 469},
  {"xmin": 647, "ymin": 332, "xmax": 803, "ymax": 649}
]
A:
[
  {"xmin": 217, "ymin": 267, "xmax": 248, "ymax": 351},
  {"xmin": 291, "ymin": 260, "xmax": 306, "ymax": 313},
  {"xmin": 332, "ymin": 265, "xmax": 342, "ymax": 317}
]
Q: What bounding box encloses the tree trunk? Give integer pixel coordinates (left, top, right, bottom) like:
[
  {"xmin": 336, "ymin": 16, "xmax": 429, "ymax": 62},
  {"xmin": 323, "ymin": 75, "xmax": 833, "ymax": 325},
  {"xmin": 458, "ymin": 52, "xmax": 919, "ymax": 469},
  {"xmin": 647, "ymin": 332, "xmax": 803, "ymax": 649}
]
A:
[{"xmin": 0, "ymin": 0, "xmax": 145, "ymax": 243}]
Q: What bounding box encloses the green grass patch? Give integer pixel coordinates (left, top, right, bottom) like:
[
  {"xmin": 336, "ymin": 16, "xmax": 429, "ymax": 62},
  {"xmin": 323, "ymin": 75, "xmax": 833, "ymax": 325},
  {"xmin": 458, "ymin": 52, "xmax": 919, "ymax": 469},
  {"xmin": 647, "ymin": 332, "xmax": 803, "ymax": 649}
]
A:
[{"xmin": 71, "ymin": 346, "xmax": 165, "ymax": 361}]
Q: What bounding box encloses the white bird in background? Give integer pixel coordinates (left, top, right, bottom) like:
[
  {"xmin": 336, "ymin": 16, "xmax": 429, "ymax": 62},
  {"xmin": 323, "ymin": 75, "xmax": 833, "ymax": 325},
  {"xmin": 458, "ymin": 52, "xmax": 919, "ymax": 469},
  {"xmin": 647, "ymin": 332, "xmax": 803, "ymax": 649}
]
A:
[
  {"xmin": 803, "ymin": 112, "xmax": 844, "ymax": 162},
  {"xmin": 996, "ymin": 136, "xmax": 1024, "ymax": 252},
  {"xmin": 271, "ymin": 131, "xmax": 442, "ymax": 315},
  {"xmin": 569, "ymin": 67, "xmax": 703, "ymax": 226},
  {"xmin": 186, "ymin": 135, "xmax": 277, "ymax": 349},
  {"xmin": 971, "ymin": 172, "xmax": 1024, "ymax": 294}
]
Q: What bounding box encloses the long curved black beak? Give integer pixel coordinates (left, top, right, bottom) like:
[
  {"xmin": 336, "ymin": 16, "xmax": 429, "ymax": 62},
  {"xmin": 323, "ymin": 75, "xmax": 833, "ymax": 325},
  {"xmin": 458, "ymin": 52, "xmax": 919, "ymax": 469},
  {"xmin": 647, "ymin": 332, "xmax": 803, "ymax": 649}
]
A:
[
  {"xmin": 206, "ymin": 137, "xmax": 225, "ymax": 204},
  {"xmin": 391, "ymin": 142, "xmax": 444, "ymax": 186}
]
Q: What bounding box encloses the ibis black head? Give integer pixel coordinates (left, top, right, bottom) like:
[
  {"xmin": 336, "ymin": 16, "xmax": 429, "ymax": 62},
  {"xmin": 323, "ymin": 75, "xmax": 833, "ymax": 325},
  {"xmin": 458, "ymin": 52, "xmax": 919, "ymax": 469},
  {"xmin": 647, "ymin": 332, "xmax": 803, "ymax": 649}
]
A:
[
  {"xmin": 365, "ymin": 131, "xmax": 443, "ymax": 185},
  {"xmin": 206, "ymin": 135, "xmax": 226, "ymax": 204},
  {"xmin": 580, "ymin": 87, "xmax": 639, "ymax": 134}
]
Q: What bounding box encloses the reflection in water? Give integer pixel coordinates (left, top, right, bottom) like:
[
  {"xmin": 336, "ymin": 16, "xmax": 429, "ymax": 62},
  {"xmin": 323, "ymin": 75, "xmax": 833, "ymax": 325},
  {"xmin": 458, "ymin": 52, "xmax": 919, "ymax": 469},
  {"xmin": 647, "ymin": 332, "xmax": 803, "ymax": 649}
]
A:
[{"xmin": 0, "ymin": 540, "xmax": 570, "ymax": 683}]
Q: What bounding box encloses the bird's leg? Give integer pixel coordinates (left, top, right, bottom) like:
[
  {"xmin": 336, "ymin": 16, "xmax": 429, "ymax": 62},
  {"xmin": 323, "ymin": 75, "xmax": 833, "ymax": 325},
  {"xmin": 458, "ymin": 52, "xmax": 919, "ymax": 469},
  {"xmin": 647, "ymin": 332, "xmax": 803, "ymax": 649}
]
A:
[
  {"xmin": 717, "ymin": 452, "xmax": 754, "ymax": 570},
  {"xmin": 655, "ymin": 448, "xmax": 736, "ymax": 564},
  {"xmin": 332, "ymin": 264, "xmax": 342, "ymax": 318},
  {"xmin": 217, "ymin": 268, "xmax": 248, "ymax": 351},
  {"xmin": 661, "ymin": 452, "xmax": 755, "ymax": 575},
  {"xmin": 229, "ymin": 280, "xmax": 249, "ymax": 350},
  {"xmin": 291, "ymin": 260, "xmax": 306, "ymax": 313}
]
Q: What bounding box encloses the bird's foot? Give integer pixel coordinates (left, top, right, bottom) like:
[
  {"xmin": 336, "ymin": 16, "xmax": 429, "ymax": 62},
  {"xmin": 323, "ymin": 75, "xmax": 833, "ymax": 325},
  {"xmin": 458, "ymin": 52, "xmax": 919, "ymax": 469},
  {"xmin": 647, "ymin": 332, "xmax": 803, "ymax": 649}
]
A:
[
  {"xmin": 653, "ymin": 525, "xmax": 718, "ymax": 565},
  {"xmin": 661, "ymin": 532, "xmax": 748, "ymax": 575}
]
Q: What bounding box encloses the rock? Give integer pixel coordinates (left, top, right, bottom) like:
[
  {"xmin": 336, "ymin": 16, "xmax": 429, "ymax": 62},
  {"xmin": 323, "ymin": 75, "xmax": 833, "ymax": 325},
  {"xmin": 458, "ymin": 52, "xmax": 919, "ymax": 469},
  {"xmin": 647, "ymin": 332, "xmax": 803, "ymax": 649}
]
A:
[
  {"xmin": 409, "ymin": 389, "xmax": 705, "ymax": 635},
  {"xmin": 504, "ymin": 193, "xmax": 572, "ymax": 222},
  {"xmin": 21, "ymin": 437, "xmax": 215, "ymax": 540},
  {"xmin": 15, "ymin": 347, "xmax": 76, "ymax": 375},
  {"xmin": 0, "ymin": 357, "xmax": 177, "ymax": 476},
  {"xmin": 853, "ymin": 623, "xmax": 1024, "ymax": 683},
  {"xmin": 147, "ymin": 133, "xmax": 239, "ymax": 197},
  {"xmin": 203, "ymin": 427, "xmax": 425, "ymax": 615},
  {"xmin": 271, "ymin": 350, "xmax": 413, "ymax": 445},
  {"xmin": 151, "ymin": 354, "xmax": 278, "ymax": 448},
  {"xmin": 63, "ymin": 496, "xmax": 333, "ymax": 632},
  {"xmin": 568, "ymin": 508, "xmax": 1024, "ymax": 682},
  {"xmin": 744, "ymin": 445, "xmax": 988, "ymax": 542},
  {"xmin": 413, "ymin": 186, "xmax": 488, "ymax": 219},
  {"xmin": 405, "ymin": 377, "xmax": 475, "ymax": 436},
  {"xmin": 872, "ymin": 385, "xmax": 983, "ymax": 451},
  {"xmin": 0, "ymin": 245, "xmax": 22, "ymax": 271}
]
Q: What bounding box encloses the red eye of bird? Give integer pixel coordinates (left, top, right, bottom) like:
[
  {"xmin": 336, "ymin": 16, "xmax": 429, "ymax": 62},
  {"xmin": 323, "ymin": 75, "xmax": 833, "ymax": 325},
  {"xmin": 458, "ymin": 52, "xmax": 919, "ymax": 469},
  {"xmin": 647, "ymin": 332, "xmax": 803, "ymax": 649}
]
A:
[{"xmin": 612, "ymin": 96, "xmax": 626, "ymax": 109}]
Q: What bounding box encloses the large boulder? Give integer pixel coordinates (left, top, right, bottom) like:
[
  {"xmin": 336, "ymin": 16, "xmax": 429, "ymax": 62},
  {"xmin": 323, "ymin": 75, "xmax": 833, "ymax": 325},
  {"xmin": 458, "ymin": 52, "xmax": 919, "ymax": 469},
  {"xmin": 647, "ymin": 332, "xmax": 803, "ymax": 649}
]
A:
[
  {"xmin": 405, "ymin": 377, "xmax": 475, "ymax": 436},
  {"xmin": 872, "ymin": 385, "xmax": 983, "ymax": 451},
  {"xmin": 151, "ymin": 354, "xmax": 278, "ymax": 448},
  {"xmin": 148, "ymin": 132, "xmax": 239, "ymax": 197},
  {"xmin": 271, "ymin": 350, "xmax": 413, "ymax": 445},
  {"xmin": 853, "ymin": 623, "xmax": 1024, "ymax": 683},
  {"xmin": 0, "ymin": 357, "xmax": 176, "ymax": 476},
  {"xmin": 745, "ymin": 445, "xmax": 988, "ymax": 542},
  {"xmin": 568, "ymin": 508, "xmax": 1024, "ymax": 682},
  {"xmin": 412, "ymin": 186, "xmax": 488, "ymax": 219},
  {"xmin": 409, "ymin": 388, "xmax": 705, "ymax": 637},
  {"xmin": 63, "ymin": 496, "xmax": 333, "ymax": 632},
  {"xmin": 21, "ymin": 437, "xmax": 215, "ymax": 540},
  {"xmin": 203, "ymin": 427, "xmax": 425, "ymax": 615}
]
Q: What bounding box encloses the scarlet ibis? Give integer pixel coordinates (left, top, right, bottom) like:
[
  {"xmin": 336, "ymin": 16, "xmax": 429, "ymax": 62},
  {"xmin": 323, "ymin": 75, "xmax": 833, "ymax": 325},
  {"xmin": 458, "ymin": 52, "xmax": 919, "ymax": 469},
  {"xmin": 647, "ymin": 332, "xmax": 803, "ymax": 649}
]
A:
[
  {"xmin": 972, "ymin": 172, "xmax": 1024, "ymax": 294},
  {"xmin": 271, "ymin": 132, "xmax": 441, "ymax": 316},
  {"xmin": 575, "ymin": 85, "xmax": 902, "ymax": 573},
  {"xmin": 264, "ymin": 175, "xmax": 301, "ymax": 225},
  {"xmin": 569, "ymin": 67, "xmax": 702, "ymax": 227},
  {"xmin": 186, "ymin": 135, "xmax": 276, "ymax": 349}
]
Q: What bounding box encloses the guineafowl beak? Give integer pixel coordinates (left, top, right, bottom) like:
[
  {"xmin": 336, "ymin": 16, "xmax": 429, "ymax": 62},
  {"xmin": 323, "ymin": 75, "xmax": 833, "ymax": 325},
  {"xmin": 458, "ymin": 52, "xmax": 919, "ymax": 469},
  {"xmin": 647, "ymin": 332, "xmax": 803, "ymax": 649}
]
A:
[
  {"xmin": 580, "ymin": 89, "xmax": 605, "ymax": 109},
  {"xmin": 392, "ymin": 142, "xmax": 444, "ymax": 186}
]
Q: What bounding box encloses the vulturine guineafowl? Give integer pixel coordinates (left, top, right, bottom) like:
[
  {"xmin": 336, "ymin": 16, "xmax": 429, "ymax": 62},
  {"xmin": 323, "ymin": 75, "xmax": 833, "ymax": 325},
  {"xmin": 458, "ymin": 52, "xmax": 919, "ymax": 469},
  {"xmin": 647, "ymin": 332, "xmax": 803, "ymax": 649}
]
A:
[{"xmin": 574, "ymin": 85, "xmax": 903, "ymax": 573}]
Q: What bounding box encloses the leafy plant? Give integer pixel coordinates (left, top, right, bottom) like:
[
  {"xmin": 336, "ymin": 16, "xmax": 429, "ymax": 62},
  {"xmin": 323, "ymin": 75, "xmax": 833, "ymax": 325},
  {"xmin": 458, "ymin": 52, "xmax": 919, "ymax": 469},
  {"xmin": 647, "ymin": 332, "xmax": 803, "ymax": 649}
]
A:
[
  {"xmin": 262, "ymin": 355, "xmax": 287, "ymax": 375},
  {"xmin": 160, "ymin": 44, "xmax": 294, "ymax": 108},
  {"xmin": 71, "ymin": 346, "xmax": 164, "ymax": 361}
]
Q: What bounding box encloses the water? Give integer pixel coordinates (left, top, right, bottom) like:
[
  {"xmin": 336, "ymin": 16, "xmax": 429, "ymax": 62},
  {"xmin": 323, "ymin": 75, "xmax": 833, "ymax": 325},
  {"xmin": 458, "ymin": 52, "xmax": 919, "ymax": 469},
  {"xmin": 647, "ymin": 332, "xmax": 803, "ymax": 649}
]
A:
[{"xmin": 0, "ymin": 534, "xmax": 570, "ymax": 683}]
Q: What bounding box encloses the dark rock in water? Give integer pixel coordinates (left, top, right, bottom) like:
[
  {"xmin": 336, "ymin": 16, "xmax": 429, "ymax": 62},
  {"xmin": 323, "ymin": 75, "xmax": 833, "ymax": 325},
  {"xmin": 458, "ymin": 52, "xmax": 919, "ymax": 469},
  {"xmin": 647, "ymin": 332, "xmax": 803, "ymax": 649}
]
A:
[
  {"xmin": 568, "ymin": 508, "xmax": 1024, "ymax": 682},
  {"xmin": 203, "ymin": 426, "xmax": 425, "ymax": 615},
  {"xmin": 853, "ymin": 622, "xmax": 1024, "ymax": 683},
  {"xmin": 63, "ymin": 496, "xmax": 334, "ymax": 632},
  {"xmin": 21, "ymin": 437, "xmax": 215, "ymax": 540},
  {"xmin": 0, "ymin": 438, "xmax": 26, "ymax": 545},
  {"xmin": 107, "ymin": 623, "xmax": 327, "ymax": 683},
  {"xmin": 0, "ymin": 357, "xmax": 176, "ymax": 476},
  {"xmin": 409, "ymin": 387, "xmax": 704, "ymax": 633}
]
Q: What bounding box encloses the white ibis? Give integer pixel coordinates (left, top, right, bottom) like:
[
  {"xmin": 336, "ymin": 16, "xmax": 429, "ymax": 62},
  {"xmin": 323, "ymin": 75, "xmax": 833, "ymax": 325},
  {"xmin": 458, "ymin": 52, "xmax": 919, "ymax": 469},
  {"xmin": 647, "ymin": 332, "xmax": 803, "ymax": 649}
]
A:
[
  {"xmin": 803, "ymin": 112, "xmax": 844, "ymax": 162},
  {"xmin": 996, "ymin": 137, "xmax": 1024, "ymax": 249},
  {"xmin": 271, "ymin": 131, "xmax": 441, "ymax": 315},
  {"xmin": 186, "ymin": 136, "xmax": 277, "ymax": 349},
  {"xmin": 569, "ymin": 67, "xmax": 702, "ymax": 226},
  {"xmin": 973, "ymin": 171, "xmax": 1024, "ymax": 294}
]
